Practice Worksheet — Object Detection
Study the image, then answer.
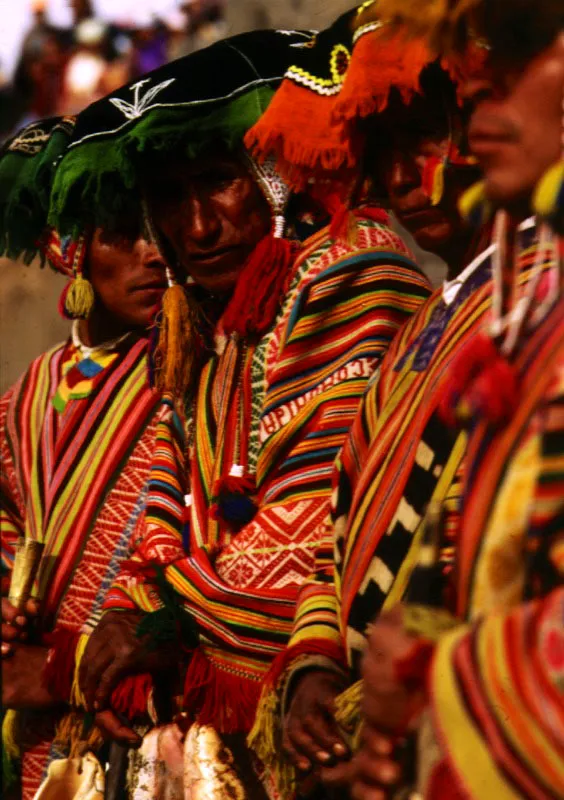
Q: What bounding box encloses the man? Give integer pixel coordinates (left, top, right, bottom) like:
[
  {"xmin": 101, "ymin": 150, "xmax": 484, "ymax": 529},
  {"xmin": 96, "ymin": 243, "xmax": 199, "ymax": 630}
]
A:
[
  {"xmin": 45, "ymin": 30, "xmax": 431, "ymax": 797},
  {"xmin": 244, "ymin": 5, "xmax": 552, "ymax": 796},
  {"xmin": 0, "ymin": 117, "xmax": 173, "ymax": 799},
  {"xmin": 354, "ymin": 1, "xmax": 564, "ymax": 797}
]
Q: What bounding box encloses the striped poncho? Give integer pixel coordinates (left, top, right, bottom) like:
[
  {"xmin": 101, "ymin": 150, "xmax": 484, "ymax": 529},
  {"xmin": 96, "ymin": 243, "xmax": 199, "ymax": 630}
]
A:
[
  {"xmin": 1, "ymin": 335, "xmax": 160, "ymax": 799},
  {"xmin": 421, "ymin": 284, "xmax": 564, "ymax": 798},
  {"xmin": 248, "ymin": 219, "xmax": 558, "ymax": 792},
  {"xmin": 101, "ymin": 215, "xmax": 431, "ymax": 740}
]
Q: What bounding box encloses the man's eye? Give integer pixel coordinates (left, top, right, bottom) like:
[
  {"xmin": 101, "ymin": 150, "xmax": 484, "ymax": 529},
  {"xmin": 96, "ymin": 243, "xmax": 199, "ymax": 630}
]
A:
[{"xmin": 201, "ymin": 171, "xmax": 236, "ymax": 188}]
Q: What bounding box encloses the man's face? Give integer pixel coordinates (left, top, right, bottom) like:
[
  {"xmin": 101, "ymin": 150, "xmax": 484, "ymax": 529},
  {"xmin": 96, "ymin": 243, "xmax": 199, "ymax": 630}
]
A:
[
  {"xmin": 468, "ymin": 33, "xmax": 564, "ymax": 208},
  {"xmin": 88, "ymin": 225, "xmax": 167, "ymax": 330},
  {"xmin": 367, "ymin": 91, "xmax": 475, "ymax": 255},
  {"xmin": 146, "ymin": 148, "xmax": 271, "ymax": 295}
]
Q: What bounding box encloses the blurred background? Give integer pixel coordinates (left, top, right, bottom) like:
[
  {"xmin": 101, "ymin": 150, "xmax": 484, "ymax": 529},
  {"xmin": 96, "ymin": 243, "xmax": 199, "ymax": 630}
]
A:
[{"xmin": 0, "ymin": 0, "xmax": 353, "ymax": 393}]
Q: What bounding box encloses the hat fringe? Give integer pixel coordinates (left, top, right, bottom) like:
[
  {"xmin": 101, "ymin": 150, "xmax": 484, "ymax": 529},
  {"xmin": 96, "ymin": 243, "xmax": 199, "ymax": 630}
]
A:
[
  {"xmin": 245, "ymin": 81, "xmax": 357, "ymax": 190},
  {"xmin": 333, "ymin": 28, "xmax": 435, "ymax": 124}
]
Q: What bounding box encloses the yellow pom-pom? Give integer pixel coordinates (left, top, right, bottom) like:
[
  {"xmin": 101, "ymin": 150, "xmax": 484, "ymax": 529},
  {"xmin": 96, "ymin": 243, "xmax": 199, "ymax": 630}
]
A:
[
  {"xmin": 2, "ymin": 709, "xmax": 20, "ymax": 760},
  {"xmin": 431, "ymin": 161, "xmax": 445, "ymax": 206},
  {"xmin": 532, "ymin": 161, "xmax": 564, "ymax": 219},
  {"xmin": 64, "ymin": 276, "xmax": 95, "ymax": 319},
  {"xmin": 458, "ymin": 179, "xmax": 488, "ymax": 222}
]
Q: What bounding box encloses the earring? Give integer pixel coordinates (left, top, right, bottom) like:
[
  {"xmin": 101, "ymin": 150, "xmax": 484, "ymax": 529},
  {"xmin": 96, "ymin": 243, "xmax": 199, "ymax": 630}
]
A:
[{"xmin": 532, "ymin": 86, "xmax": 564, "ymax": 234}]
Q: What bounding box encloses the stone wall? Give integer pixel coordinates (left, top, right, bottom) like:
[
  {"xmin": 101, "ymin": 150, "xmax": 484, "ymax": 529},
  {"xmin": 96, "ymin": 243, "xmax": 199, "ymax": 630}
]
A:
[{"xmin": 0, "ymin": 258, "xmax": 68, "ymax": 393}]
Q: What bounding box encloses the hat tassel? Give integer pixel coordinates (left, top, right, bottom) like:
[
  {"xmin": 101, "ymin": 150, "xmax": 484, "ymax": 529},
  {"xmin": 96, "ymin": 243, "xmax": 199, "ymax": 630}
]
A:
[
  {"xmin": 155, "ymin": 269, "xmax": 200, "ymax": 396},
  {"xmin": 63, "ymin": 274, "xmax": 95, "ymax": 319},
  {"xmin": 222, "ymin": 216, "xmax": 296, "ymax": 338}
]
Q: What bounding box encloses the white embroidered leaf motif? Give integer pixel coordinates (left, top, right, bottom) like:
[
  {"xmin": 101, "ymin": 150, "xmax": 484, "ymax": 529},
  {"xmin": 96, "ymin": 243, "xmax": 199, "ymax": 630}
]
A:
[{"xmin": 109, "ymin": 78, "xmax": 176, "ymax": 120}]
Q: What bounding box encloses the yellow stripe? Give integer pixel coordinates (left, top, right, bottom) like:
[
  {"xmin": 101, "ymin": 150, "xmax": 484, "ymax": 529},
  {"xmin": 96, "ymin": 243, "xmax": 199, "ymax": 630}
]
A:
[{"xmin": 432, "ymin": 626, "xmax": 520, "ymax": 799}]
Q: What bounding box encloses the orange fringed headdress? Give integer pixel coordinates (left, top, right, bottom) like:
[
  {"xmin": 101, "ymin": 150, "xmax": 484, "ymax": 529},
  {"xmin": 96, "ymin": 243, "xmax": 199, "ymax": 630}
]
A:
[
  {"xmin": 245, "ymin": 9, "xmax": 358, "ymax": 193},
  {"xmin": 246, "ymin": 1, "xmax": 487, "ymax": 196}
]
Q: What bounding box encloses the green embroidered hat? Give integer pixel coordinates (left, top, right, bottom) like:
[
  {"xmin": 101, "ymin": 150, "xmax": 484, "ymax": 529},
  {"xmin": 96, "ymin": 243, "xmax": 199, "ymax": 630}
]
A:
[
  {"xmin": 47, "ymin": 29, "xmax": 315, "ymax": 236},
  {"xmin": 0, "ymin": 116, "xmax": 75, "ymax": 262}
]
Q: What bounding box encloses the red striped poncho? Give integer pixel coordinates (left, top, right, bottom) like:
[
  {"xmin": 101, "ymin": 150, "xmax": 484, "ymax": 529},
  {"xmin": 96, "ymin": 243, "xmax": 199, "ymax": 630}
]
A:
[
  {"xmin": 421, "ymin": 284, "xmax": 564, "ymax": 798},
  {"xmin": 101, "ymin": 215, "xmax": 431, "ymax": 738},
  {"xmin": 1, "ymin": 335, "xmax": 160, "ymax": 799},
  {"xmin": 248, "ymin": 220, "xmax": 560, "ymax": 794}
]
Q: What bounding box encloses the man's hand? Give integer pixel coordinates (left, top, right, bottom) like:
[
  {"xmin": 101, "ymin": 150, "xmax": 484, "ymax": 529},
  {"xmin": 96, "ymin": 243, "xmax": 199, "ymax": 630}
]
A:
[
  {"xmin": 361, "ymin": 607, "xmax": 426, "ymax": 734},
  {"xmin": 350, "ymin": 725, "xmax": 403, "ymax": 800},
  {"xmin": 2, "ymin": 644, "xmax": 60, "ymax": 709},
  {"xmin": 2, "ymin": 597, "xmax": 39, "ymax": 657},
  {"xmin": 78, "ymin": 610, "xmax": 176, "ymax": 713},
  {"xmin": 94, "ymin": 709, "xmax": 142, "ymax": 748},
  {"xmin": 283, "ymin": 669, "xmax": 349, "ymax": 777}
]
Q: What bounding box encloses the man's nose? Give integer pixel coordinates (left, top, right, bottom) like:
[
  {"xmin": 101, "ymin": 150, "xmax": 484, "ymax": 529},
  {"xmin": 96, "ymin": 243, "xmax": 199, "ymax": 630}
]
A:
[
  {"xmin": 389, "ymin": 153, "xmax": 422, "ymax": 198},
  {"xmin": 462, "ymin": 74, "xmax": 494, "ymax": 106},
  {"xmin": 184, "ymin": 191, "xmax": 221, "ymax": 246},
  {"xmin": 135, "ymin": 237, "xmax": 166, "ymax": 269}
]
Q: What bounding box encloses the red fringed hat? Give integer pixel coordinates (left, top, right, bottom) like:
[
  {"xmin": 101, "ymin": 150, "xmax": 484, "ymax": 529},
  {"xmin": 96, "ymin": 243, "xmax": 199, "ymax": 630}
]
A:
[{"xmin": 246, "ymin": 1, "xmax": 487, "ymax": 198}]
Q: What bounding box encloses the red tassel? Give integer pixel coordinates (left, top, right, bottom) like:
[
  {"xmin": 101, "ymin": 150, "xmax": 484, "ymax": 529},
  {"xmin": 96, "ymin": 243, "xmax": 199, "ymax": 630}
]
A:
[
  {"xmin": 183, "ymin": 647, "xmax": 262, "ymax": 734},
  {"xmin": 439, "ymin": 334, "xmax": 519, "ymax": 428},
  {"xmin": 111, "ymin": 673, "xmax": 153, "ymax": 719},
  {"xmin": 42, "ymin": 627, "xmax": 82, "ymax": 702},
  {"xmin": 330, "ymin": 204, "xmax": 358, "ymax": 246},
  {"xmin": 222, "ymin": 232, "xmax": 297, "ymax": 338},
  {"xmin": 212, "ymin": 473, "xmax": 256, "ymax": 498}
]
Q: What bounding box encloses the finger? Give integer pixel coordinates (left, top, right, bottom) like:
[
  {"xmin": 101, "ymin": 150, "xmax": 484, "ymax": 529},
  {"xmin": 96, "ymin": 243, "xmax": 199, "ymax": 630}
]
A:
[
  {"xmin": 1, "ymin": 641, "xmax": 14, "ymax": 657},
  {"xmin": 1, "ymin": 598, "xmax": 19, "ymax": 625},
  {"xmin": 79, "ymin": 632, "xmax": 110, "ymax": 686},
  {"xmin": 95, "ymin": 709, "xmax": 142, "ymax": 748},
  {"xmin": 319, "ymin": 758, "xmax": 353, "ymax": 789},
  {"xmin": 350, "ymin": 780, "xmax": 387, "ymax": 800},
  {"xmin": 81, "ymin": 649, "xmax": 114, "ymax": 710},
  {"xmin": 25, "ymin": 599, "xmax": 40, "ymax": 617},
  {"xmin": 282, "ymin": 731, "xmax": 313, "ymax": 773},
  {"xmin": 2, "ymin": 623, "xmax": 23, "ymax": 642},
  {"xmin": 93, "ymin": 659, "xmax": 130, "ymax": 710},
  {"xmin": 302, "ymin": 709, "xmax": 349, "ymax": 760},
  {"xmin": 355, "ymin": 751, "xmax": 402, "ymax": 787},
  {"xmin": 361, "ymin": 728, "xmax": 394, "ymax": 758},
  {"xmin": 287, "ymin": 720, "xmax": 333, "ymax": 765},
  {"xmin": 2, "ymin": 599, "xmax": 28, "ymax": 629}
]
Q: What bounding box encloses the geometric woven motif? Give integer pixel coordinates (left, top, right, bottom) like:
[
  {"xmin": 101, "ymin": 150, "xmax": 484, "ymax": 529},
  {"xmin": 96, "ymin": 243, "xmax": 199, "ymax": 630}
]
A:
[{"xmin": 215, "ymin": 497, "xmax": 330, "ymax": 590}]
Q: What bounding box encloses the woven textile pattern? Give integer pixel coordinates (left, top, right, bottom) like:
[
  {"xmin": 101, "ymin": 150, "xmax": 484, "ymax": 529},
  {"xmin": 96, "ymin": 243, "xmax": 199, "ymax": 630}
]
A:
[
  {"xmin": 1, "ymin": 337, "xmax": 160, "ymax": 798},
  {"xmin": 429, "ymin": 293, "xmax": 564, "ymax": 799},
  {"xmin": 273, "ymin": 227, "xmax": 556, "ymax": 694},
  {"xmin": 103, "ymin": 216, "xmax": 432, "ymax": 732}
]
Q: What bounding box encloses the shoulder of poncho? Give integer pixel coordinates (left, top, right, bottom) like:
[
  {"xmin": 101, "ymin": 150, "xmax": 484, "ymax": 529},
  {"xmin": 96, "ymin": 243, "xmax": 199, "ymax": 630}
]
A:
[
  {"xmin": 3, "ymin": 339, "xmax": 70, "ymax": 402},
  {"xmin": 292, "ymin": 217, "xmax": 423, "ymax": 290}
]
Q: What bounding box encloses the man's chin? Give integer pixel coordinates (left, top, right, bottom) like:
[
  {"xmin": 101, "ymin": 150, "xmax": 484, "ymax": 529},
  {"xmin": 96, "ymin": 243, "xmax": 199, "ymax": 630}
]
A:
[
  {"xmin": 188, "ymin": 268, "xmax": 242, "ymax": 296},
  {"xmin": 483, "ymin": 172, "xmax": 536, "ymax": 213},
  {"xmin": 411, "ymin": 221, "xmax": 454, "ymax": 255}
]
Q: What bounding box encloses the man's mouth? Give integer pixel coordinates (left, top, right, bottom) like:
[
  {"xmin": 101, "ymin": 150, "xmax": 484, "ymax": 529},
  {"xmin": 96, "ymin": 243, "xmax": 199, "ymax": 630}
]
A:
[
  {"xmin": 400, "ymin": 207, "xmax": 448, "ymax": 229},
  {"xmin": 131, "ymin": 280, "xmax": 168, "ymax": 293},
  {"xmin": 188, "ymin": 246, "xmax": 241, "ymax": 265},
  {"xmin": 468, "ymin": 117, "xmax": 518, "ymax": 153}
]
